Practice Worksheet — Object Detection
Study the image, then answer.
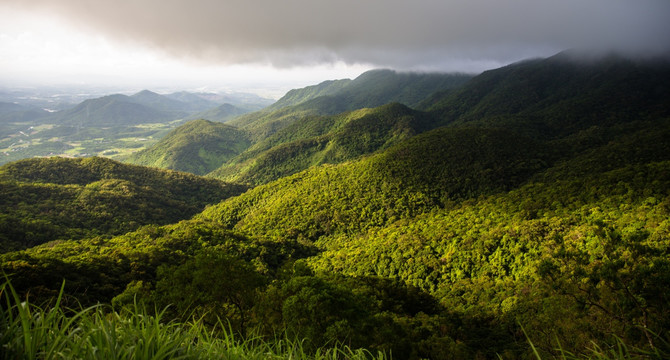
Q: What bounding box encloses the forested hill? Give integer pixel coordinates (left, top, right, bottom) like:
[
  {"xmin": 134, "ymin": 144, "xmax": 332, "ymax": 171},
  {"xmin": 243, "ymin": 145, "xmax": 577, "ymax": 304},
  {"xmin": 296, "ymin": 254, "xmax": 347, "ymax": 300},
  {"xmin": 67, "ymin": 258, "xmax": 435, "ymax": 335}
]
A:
[
  {"xmin": 126, "ymin": 119, "xmax": 251, "ymax": 175},
  {"xmin": 265, "ymin": 78, "xmax": 352, "ymax": 110},
  {"xmin": 423, "ymin": 51, "xmax": 670, "ymax": 137},
  {"xmin": 209, "ymin": 103, "xmax": 437, "ymax": 185},
  {"xmin": 228, "ymin": 69, "xmax": 472, "ymax": 140},
  {"xmin": 132, "ymin": 54, "xmax": 670, "ymax": 190},
  {"xmin": 131, "ymin": 70, "xmax": 471, "ymax": 179},
  {"xmin": 0, "ymin": 156, "xmax": 247, "ymax": 251}
]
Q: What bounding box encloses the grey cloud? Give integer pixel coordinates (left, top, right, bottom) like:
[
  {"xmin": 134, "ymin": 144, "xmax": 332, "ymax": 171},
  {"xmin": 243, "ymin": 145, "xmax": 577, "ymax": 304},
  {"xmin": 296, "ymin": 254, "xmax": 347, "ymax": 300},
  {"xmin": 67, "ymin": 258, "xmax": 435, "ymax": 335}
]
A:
[{"xmin": 4, "ymin": 0, "xmax": 670, "ymax": 70}]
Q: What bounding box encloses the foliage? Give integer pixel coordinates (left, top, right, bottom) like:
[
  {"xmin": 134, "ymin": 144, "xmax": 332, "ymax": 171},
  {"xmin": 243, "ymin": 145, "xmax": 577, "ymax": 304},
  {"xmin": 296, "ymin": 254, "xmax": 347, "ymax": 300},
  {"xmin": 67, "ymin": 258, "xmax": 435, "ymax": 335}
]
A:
[
  {"xmin": 128, "ymin": 119, "xmax": 251, "ymax": 175},
  {"xmin": 229, "ymin": 70, "xmax": 471, "ymax": 142},
  {"xmin": 0, "ymin": 156, "xmax": 247, "ymax": 251},
  {"xmin": 0, "ymin": 279, "xmax": 388, "ymax": 360},
  {"xmin": 211, "ymin": 103, "xmax": 438, "ymax": 185},
  {"xmin": 187, "ymin": 103, "xmax": 254, "ymax": 123}
]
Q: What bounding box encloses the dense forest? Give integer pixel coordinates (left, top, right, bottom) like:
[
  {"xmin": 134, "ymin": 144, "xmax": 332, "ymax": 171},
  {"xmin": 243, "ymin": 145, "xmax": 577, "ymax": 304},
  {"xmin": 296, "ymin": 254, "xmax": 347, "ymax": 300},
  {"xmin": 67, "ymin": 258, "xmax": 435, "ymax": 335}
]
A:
[{"xmin": 1, "ymin": 51, "xmax": 669, "ymax": 359}]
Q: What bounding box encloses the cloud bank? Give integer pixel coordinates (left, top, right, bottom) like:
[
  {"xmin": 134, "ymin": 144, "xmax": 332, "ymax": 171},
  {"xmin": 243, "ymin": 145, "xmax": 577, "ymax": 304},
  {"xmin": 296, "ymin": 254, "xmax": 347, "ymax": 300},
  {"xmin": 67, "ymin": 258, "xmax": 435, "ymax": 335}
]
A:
[{"xmin": 3, "ymin": 0, "xmax": 670, "ymax": 71}]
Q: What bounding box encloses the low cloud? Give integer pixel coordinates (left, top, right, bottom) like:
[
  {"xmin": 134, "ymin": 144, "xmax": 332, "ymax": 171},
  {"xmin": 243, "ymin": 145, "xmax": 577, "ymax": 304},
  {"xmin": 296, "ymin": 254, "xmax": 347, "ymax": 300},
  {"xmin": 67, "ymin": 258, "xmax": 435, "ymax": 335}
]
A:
[{"xmin": 3, "ymin": 0, "xmax": 670, "ymax": 71}]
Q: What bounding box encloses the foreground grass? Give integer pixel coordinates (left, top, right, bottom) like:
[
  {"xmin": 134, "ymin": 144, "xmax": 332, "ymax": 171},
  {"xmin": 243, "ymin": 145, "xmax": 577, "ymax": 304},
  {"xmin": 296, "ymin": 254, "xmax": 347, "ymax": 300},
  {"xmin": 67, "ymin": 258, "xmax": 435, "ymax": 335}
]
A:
[
  {"xmin": 2, "ymin": 279, "xmax": 668, "ymax": 360},
  {"xmin": 0, "ymin": 281, "xmax": 385, "ymax": 360}
]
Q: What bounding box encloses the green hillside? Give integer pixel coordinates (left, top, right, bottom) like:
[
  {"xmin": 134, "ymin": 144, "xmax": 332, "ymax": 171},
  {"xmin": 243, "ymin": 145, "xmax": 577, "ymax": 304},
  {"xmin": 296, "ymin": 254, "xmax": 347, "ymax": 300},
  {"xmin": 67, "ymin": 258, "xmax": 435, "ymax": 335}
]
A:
[
  {"xmin": 210, "ymin": 103, "xmax": 437, "ymax": 184},
  {"xmin": 424, "ymin": 52, "xmax": 670, "ymax": 138},
  {"xmin": 0, "ymin": 156, "xmax": 246, "ymax": 251},
  {"xmin": 265, "ymin": 78, "xmax": 352, "ymax": 110},
  {"xmin": 127, "ymin": 119, "xmax": 251, "ymax": 175},
  {"xmin": 229, "ymin": 70, "xmax": 472, "ymax": 141},
  {"xmin": 187, "ymin": 103, "xmax": 254, "ymax": 123},
  {"xmin": 134, "ymin": 70, "xmax": 471, "ymax": 180},
  {"xmin": 200, "ymin": 125, "xmax": 550, "ymax": 242}
]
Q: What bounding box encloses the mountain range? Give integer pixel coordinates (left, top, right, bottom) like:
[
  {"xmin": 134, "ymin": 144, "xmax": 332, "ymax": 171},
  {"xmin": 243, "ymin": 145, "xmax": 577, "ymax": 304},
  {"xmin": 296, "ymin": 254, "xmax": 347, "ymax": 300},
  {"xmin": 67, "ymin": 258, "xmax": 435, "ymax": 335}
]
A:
[
  {"xmin": 1, "ymin": 51, "xmax": 669, "ymax": 359},
  {"xmin": 0, "ymin": 89, "xmax": 274, "ymax": 165}
]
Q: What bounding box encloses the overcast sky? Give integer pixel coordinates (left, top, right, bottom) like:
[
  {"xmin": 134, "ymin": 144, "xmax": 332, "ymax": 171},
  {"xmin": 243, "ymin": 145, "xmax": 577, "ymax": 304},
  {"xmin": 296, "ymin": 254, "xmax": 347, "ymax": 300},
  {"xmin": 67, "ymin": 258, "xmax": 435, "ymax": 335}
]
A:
[{"xmin": 1, "ymin": 0, "xmax": 669, "ymax": 97}]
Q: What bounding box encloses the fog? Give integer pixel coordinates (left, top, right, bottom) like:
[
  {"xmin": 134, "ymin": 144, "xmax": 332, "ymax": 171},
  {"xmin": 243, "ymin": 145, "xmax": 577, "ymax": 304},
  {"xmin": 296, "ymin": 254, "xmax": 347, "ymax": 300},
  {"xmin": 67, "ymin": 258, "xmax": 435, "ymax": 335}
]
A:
[{"xmin": 1, "ymin": 0, "xmax": 669, "ymax": 89}]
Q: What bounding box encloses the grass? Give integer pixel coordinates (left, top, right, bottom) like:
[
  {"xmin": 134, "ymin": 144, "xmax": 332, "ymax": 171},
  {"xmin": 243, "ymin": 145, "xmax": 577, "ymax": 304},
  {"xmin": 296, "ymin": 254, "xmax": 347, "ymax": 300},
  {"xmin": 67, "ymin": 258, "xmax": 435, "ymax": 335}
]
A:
[
  {"xmin": 0, "ymin": 279, "xmax": 387, "ymax": 360},
  {"xmin": 3, "ymin": 278, "xmax": 667, "ymax": 359},
  {"xmin": 523, "ymin": 329, "xmax": 670, "ymax": 360}
]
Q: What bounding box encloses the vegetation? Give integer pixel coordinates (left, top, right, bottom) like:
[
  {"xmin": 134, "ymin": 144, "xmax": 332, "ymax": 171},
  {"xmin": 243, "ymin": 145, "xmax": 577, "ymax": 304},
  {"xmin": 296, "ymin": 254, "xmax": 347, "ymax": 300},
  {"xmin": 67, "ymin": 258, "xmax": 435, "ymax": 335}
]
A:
[
  {"xmin": 210, "ymin": 103, "xmax": 438, "ymax": 184},
  {"xmin": 0, "ymin": 156, "xmax": 246, "ymax": 251},
  {"xmin": 0, "ymin": 280, "xmax": 386, "ymax": 360},
  {"xmin": 127, "ymin": 119, "xmax": 252, "ymax": 175},
  {"xmin": 229, "ymin": 69, "xmax": 472, "ymax": 141},
  {"xmin": 187, "ymin": 103, "xmax": 256, "ymax": 123},
  {"xmin": 1, "ymin": 52, "xmax": 670, "ymax": 359},
  {"xmin": 0, "ymin": 89, "xmax": 271, "ymax": 165}
]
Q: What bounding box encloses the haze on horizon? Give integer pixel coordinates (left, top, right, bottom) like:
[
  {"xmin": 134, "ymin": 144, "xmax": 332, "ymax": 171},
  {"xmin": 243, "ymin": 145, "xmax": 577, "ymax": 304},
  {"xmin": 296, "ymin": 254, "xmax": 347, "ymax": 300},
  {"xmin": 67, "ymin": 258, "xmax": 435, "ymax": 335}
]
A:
[{"xmin": 1, "ymin": 0, "xmax": 669, "ymax": 98}]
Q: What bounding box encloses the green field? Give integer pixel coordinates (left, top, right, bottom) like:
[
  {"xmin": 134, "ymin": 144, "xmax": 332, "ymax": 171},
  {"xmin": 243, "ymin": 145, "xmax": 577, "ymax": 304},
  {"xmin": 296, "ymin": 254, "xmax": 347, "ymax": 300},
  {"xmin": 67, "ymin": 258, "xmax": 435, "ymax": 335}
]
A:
[{"xmin": 0, "ymin": 121, "xmax": 181, "ymax": 165}]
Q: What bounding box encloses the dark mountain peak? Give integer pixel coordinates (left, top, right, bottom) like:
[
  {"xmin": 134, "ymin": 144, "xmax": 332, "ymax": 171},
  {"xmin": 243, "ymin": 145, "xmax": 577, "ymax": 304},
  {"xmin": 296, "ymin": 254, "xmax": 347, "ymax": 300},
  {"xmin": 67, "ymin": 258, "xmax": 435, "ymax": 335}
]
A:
[{"xmin": 350, "ymin": 68, "xmax": 396, "ymax": 81}]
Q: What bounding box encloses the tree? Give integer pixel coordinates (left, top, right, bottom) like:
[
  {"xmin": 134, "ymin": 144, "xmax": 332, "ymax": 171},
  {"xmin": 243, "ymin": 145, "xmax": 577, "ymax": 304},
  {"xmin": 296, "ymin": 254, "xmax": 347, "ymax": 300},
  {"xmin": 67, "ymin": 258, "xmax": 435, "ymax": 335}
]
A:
[{"xmin": 153, "ymin": 249, "xmax": 266, "ymax": 335}]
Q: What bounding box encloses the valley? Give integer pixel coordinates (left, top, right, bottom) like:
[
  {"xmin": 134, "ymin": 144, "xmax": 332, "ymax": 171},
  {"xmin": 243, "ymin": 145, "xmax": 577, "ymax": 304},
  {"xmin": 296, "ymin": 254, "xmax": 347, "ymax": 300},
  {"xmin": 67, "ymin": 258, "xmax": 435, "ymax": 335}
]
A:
[{"xmin": 0, "ymin": 88, "xmax": 273, "ymax": 165}]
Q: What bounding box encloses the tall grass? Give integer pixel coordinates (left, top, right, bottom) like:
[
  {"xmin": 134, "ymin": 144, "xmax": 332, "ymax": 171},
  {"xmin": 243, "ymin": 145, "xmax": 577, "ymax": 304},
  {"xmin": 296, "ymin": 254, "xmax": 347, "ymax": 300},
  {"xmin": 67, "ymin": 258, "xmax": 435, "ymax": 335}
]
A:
[
  {"xmin": 523, "ymin": 330, "xmax": 670, "ymax": 360},
  {"xmin": 0, "ymin": 280, "xmax": 386, "ymax": 360},
  {"xmin": 3, "ymin": 278, "xmax": 667, "ymax": 359}
]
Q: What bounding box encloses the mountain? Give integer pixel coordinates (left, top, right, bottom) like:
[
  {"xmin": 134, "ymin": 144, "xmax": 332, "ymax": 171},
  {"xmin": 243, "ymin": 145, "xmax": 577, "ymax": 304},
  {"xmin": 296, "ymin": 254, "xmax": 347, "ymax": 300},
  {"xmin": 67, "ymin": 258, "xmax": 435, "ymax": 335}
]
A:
[
  {"xmin": 209, "ymin": 103, "xmax": 437, "ymax": 184},
  {"xmin": 423, "ymin": 52, "xmax": 670, "ymax": 138},
  {"xmin": 130, "ymin": 90, "xmax": 194, "ymax": 113},
  {"xmin": 201, "ymin": 125, "xmax": 551, "ymax": 237},
  {"xmin": 186, "ymin": 103, "xmax": 253, "ymax": 123},
  {"xmin": 0, "ymin": 102, "xmax": 48, "ymax": 125},
  {"xmin": 0, "ymin": 156, "xmax": 247, "ymax": 251},
  {"xmin": 137, "ymin": 70, "xmax": 473, "ymax": 181},
  {"xmin": 127, "ymin": 119, "xmax": 251, "ymax": 175},
  {"xmin": 265, "ymin": 78, "xmax": 351, "ymax": 110},
  {"xmin": 48, "ymin": 94, "xmax": 179, "ymax": 127},
  {"xmin": 229, "ymin": 70, "xmax": 473, "ymax": 141}
]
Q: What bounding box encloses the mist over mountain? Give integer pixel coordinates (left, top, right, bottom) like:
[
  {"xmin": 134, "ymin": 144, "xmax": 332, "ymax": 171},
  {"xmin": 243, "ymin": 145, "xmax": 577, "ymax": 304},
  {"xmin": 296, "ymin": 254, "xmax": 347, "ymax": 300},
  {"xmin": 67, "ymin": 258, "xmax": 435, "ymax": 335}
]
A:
[
  {"xmin": 186, "ymin": 103, "xmax": 261, "ymax": 123},
  {"xmin": 230, "ymin": 69, "xmax": 472, "ymax": 142}
]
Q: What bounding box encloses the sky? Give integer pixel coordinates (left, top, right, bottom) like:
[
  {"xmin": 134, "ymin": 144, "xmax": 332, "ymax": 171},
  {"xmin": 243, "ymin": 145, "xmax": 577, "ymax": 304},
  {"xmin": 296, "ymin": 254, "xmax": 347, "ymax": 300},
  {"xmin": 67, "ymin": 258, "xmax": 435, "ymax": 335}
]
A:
[{"xmin": 1, "ymin": 0, "xmax": 669, "ymax": 98}]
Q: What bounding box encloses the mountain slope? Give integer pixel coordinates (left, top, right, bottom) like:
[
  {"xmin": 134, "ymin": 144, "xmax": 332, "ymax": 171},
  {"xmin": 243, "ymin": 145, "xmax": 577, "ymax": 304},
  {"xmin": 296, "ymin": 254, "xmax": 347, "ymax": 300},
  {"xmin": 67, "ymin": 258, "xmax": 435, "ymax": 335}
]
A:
[
  {"xmin": 49, "ymin": 94, "xmax": 178, "ymax": 126},
  {"xmin": 265, "ymin": 78, "xmax": 351, "ymax": 110},
  {"xmin": 187, "ymin": 103, "xmax": 252, "ymax": 123},
  {"xmin": 130, "ymin": 90, "xmax": 193, "ymax": 113},
  {"xmin": 201, "ymin": 125, "xmax": 550, "ymax": 239},
  {"xmin": 127, "ymin": 119, "xmax": 251, "ymax": 175},
  {"xmin": 128, "ymin": 70, "xmax": 471, "ymax": 178},
  {"xmin": 229, "ymin": 70, "xmax": 472, "ymax": 141},
  {"xmin": 0, "ymin": 156, "xmax": 247, "ymax": 251},
  {"xmin": 424, "ymin": 52, "xmax": 670, "ymax": 138},
  {"xmin": 209, "ymin": 103, "xmax": 438, "ymax": 184}
]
